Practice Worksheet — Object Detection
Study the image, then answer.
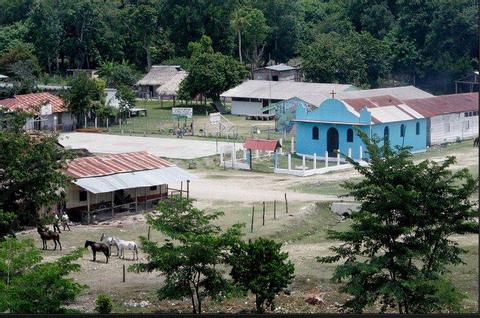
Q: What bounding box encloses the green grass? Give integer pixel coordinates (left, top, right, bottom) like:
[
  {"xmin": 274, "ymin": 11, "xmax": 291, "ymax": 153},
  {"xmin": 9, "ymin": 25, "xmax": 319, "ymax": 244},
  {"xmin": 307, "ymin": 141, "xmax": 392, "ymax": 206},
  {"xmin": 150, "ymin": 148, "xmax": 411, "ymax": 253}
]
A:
[
  {"xmin": 104, "ymin": 99, "xmax": 281, "ymax": 141},
  {"xmin": 289, "ymin": 179, "xmax": 360, "ymax": 196},
  {"xmin": 413, "ymin": 140, "xmax": 474, "ymax": 161}
]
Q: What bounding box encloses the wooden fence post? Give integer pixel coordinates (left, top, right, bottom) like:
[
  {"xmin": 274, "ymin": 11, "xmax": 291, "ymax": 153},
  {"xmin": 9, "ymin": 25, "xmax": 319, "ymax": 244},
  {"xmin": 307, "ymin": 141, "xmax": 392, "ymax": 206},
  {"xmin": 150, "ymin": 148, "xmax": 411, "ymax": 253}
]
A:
[
  {"xmin": 313, "ymin": 153, "xmax": 317, "ymax": 170},
  {"xmin": 285, "ymin": 193, "xmax": 288, "ymax": 214},
  {"xmin": 274, "ymin": 200, "xmax": 276, "ymax": 220},
  {"xmin": 122, "ymin": 264, "xmax": 126, "ymax": 283},
  {"xmin": 147, "ymin": 226, "xmax": 151, "ymax": 241},
  {"xmin": 250, "ymin": 205, "xmax": 255, "ymax": 233},
  {"xmin": 262, "ymin": 201, "xmax": 265, "ymax": 226},
  {"xmin": 325, "ymin": 151, "xmax": 329, "ymax": 168}
]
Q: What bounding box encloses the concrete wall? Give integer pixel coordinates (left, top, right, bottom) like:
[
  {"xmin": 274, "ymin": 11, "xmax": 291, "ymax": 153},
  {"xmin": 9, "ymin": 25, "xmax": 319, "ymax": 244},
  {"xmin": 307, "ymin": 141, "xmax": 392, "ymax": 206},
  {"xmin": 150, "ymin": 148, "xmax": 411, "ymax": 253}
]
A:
[
  {"xmin": 429, "ymin": 112, "xmax": 478, "ymax": 145},
  {"xmin": 24, "ymin": 112, "xmax": 74, "ymax": 132},
  {"xmin": 295, "ymin": 98, "xmax": 428, "ymax": 160}
]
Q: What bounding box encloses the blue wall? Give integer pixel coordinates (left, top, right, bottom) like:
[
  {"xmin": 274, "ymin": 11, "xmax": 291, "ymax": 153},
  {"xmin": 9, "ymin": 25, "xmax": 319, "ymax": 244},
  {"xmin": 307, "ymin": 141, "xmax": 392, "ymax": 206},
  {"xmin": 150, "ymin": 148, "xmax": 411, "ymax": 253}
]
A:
[{"xmin": 295, "ymin": 99, "xmax": 427, "ymax": 160}]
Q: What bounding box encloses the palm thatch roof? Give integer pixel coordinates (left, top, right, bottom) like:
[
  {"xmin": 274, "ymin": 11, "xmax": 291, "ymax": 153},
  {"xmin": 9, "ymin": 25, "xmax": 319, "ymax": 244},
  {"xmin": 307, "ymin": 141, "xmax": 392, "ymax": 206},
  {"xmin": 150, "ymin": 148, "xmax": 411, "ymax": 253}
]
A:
[
  {"xmin": 136, "ymin": 65, "xmax": 186, "ymax": 86},
  {"xmin": 156, "ymin": 71, "xmax": 188, "ymax": 96}
]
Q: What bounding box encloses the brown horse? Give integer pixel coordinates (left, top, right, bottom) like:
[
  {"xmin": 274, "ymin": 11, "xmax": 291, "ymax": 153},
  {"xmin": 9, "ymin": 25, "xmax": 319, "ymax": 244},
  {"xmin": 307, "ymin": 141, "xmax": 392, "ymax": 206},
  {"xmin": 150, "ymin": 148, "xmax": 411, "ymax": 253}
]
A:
[
  {"xmin": 37, "ymin": 226, "xmax": 62, "ymax": 250},
  {"xmin": 85, "ymin": 240, "xmax": 110, "ymax": 263}
]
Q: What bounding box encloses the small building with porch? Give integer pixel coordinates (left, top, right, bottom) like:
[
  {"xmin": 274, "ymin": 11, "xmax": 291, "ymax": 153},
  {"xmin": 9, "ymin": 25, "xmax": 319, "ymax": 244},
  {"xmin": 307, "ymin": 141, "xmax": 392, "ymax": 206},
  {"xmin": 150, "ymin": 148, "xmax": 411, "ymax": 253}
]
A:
[
  {"xmin": 136, "ymin": 65, "xmax": 187, "ymax": 99},
  {"xmin": 294, "ymin": 96, "xmax": 428, "ymax": 160},
  {"xmin": 253, "ymin": 63, "xmax": 302, "ymax": 82},
  {"xmin": 0, "ymin": 92, "xmax": 73, "ymax": 132},
  {"xmin": 64, "ymin": 151, "xmax": 196, "ymax": 223}
]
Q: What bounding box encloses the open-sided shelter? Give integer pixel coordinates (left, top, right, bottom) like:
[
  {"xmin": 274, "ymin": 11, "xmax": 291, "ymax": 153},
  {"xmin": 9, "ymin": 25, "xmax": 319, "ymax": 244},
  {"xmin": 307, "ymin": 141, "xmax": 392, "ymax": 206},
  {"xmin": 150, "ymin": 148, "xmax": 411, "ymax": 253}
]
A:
[{"xmin": 64, "ymin": 151, "xmax": 196, "ymax": 223}]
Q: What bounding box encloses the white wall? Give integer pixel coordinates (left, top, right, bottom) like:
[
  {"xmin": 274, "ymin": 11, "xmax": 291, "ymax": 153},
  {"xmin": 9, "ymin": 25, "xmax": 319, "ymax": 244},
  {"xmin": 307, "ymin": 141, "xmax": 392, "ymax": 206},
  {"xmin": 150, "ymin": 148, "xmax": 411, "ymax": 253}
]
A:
[
  {"xmin": 231, "ymin": 100, "xmax": 264, "ymax": 115},
  {"xmin": 104, "ymin": 88, "xmax": 119, "ymax": 108},
  {"xmin": 429, "ymin": 112, "xmax": 478, "ymax": 145}
]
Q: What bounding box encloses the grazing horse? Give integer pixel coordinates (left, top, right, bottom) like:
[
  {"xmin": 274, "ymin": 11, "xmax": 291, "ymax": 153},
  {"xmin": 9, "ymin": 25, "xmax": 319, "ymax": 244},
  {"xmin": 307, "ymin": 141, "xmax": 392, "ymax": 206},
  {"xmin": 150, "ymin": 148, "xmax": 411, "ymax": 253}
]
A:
[
  {"xmin": 37, "ymin": 226, "xmax": 62, "ymax": 251},
  {"xmin": 112, "ymin": 237, "xmax": 139, "ymax": 260},
  {"xmin": 84, "ymin": 240, "xmax": 110, "ymax": 263},
  {"xmin": 100, "ymin": 233, "xmax": 119, "ymax": 256}
]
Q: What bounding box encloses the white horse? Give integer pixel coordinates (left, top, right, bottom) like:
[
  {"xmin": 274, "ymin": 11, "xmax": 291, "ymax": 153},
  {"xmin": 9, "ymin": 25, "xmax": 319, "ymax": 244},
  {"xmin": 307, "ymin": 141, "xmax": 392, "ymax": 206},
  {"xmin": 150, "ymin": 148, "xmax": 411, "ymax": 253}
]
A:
[
  {"xmin": 100, "ymin": 233, "xmax": 119, "ymax": 256},
  {"xmin": 112, "ymin": 237, "xmax": 138, "ymax": 260}
]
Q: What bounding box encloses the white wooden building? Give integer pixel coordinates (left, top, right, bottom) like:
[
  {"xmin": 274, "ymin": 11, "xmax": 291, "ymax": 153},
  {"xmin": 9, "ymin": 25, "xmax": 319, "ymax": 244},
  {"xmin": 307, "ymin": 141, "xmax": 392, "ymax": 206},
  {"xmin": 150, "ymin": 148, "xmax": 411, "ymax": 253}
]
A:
[{"xmin": 404, "ymin": 93, "xmax": 478, "ymax": 145}]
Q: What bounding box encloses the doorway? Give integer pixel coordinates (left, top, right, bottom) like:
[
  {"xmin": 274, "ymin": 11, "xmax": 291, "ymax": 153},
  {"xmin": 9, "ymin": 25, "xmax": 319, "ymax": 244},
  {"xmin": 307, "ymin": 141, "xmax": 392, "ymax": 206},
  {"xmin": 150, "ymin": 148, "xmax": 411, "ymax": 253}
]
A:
[{"xmin": 327, "ymin": 127, "xmax": 339, "ymax": 157}]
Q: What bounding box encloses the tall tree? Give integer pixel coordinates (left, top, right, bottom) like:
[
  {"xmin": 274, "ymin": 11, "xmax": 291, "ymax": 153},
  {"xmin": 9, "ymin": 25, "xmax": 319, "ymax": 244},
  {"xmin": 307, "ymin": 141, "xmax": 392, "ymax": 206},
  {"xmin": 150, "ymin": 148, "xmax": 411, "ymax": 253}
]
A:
[
  {"xmin": 64, "ymin": 73, "xmax": 103, "ymax": 126},
  {"xmin": 0, "ymin": 115, "xmax": 72, "ymax": 226},
  {"xmin": 130, "ymin": 196, "xmax": 243, "ymax": 314},
  {"xmin": 179, "ymin": 36, "xmax": 248, "ymax": 101},
  {"xmin": 319, "ymin": 131, "xmax": 478, "ymax": 313},
  {"xmin": 28, "ymin": 0, "xmax": 63, "ymax": 73}
]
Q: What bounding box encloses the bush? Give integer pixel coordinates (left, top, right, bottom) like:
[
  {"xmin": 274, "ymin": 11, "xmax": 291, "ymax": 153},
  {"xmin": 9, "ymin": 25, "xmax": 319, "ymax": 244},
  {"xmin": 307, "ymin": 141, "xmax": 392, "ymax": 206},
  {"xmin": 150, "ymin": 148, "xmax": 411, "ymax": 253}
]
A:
[{"xmin": 95, "ymin": 294, "xmax": 113, "ymax": 314}]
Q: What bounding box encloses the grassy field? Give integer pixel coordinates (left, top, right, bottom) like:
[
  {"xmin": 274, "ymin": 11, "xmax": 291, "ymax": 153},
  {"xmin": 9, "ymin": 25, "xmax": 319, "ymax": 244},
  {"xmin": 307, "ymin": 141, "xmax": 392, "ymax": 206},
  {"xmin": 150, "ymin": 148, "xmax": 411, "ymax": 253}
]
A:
[{"xmin": 106, "ymin": 99, "xmax": 280, "ymax": 142}]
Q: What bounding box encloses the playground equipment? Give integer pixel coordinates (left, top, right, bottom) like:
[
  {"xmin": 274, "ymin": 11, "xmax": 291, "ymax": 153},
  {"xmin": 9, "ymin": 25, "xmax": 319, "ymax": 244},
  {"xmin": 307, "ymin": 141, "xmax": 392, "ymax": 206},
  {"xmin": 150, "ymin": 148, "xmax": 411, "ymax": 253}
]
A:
[{"xmin": 201, "ymin": 112, "xmax": 238, "ymax": 139}]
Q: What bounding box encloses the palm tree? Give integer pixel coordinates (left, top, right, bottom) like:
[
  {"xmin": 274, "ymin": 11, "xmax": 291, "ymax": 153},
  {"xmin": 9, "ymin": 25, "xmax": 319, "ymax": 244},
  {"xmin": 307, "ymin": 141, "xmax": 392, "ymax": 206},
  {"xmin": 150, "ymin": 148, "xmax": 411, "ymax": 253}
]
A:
[{"xmin": 231, "ymin": 8, "xmax": 249, "ymax": 63}]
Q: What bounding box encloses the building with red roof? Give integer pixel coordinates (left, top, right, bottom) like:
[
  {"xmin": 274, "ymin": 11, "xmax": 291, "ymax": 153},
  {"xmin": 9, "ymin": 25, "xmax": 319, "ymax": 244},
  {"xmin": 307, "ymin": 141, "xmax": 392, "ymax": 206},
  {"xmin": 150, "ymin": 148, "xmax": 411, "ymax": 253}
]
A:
[
  {"xmin": 63, "ymin": 151, "xmax": 197, "ymax": 224},
  {"xmin": 403, "ymin": 93, "xmax": 478, "ymax": 145},
  {"xmin": 0, "ymin": 92, "xmax": 73, "ymax": 132}
]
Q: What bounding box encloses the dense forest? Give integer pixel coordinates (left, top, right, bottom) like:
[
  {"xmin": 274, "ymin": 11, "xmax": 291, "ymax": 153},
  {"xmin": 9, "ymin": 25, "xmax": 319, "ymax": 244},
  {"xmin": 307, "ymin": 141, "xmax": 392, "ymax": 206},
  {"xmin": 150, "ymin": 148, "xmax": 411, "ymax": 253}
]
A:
[{"xmin": 0, "ymin": 0, "xmax": 477, "ymax": 93}]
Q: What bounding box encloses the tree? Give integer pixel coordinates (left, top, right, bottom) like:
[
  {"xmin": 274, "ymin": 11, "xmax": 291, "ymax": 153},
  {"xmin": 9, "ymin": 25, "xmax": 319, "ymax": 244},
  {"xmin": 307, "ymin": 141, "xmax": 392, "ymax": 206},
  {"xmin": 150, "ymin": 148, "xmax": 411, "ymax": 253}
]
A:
[
  {"xmin": 97, "ymin": 61, "xmax": 138, "ymax": 89},
  {"xmin": 95, "ymin": 294, "xmax": 113, "ymax": 314},
  {"xmin": 301, "ymin": 31, "xmax": 389, "ymax": 88},
  {"xmin": 0, "ymin": 237, "xmax": 85, "ymax": 313},
  {"xmin": 0, "ymin": 42, "xmax": 39, "ymax": 75},
  {"xmin": 28, "ymin": 0, "xmax": 63, "ymax": 73},
  {"xmin": 9, "ymin": 59, "xmax": 38, "ymax": 94},
  {"xmin": 0, "ymin": 112, "xmax": 72, "ymax": 227},
  {"xmin": 319, "ymin": 131, "xmax": 478, "ymax": 314},
  {"xmin": 64, "ymin": 73, "xmax": 103, "ymax": 126},
  {"xmin": 130, "ymin": 196, "xmax": 243, "ymax": 314},
  {"xmin": 179, "ymin": 36, "xmax": 248, "ymax": 101},
  {"xmin": 229, "ymin": 238, "xmax": 295, "ymax": 313},
  {"xmin": 115, "ymin": 84, "xmax": 135, "ymax": 118}
]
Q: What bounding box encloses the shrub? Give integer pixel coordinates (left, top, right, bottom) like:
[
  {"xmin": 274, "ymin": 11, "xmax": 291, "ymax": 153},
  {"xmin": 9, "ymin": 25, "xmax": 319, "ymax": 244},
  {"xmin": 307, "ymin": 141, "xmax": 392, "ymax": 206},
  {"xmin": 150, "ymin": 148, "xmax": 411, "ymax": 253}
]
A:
[{"xmin": 95, "ymin": 294, "xmax": 113, "ymax": 314}]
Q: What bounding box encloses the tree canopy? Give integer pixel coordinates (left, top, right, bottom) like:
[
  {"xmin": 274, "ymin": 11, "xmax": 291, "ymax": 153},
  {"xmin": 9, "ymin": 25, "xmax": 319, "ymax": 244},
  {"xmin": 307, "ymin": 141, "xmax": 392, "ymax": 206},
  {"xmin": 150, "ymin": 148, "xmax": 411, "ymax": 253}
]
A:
[
  {"xmin": 0, "ymin": 0, "xmax": 475, "ymax": 93},
  {"xmin": 319, "ymin": 131, "xmax": 479, "ymax": 314}
]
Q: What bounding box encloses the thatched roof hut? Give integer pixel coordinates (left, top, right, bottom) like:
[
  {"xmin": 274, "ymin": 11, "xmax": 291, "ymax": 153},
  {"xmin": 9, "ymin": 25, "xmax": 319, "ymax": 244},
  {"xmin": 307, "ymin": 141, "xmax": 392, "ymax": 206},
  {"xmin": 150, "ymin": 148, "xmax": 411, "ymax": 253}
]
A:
[{"xmin": 136, "ymin": 65, "xmax": 187, "ymax": 98}]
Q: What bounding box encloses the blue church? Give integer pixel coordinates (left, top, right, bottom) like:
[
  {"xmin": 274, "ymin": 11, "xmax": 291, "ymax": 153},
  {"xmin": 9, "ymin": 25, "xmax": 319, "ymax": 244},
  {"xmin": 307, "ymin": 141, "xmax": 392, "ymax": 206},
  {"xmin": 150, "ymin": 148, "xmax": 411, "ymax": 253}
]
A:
[{"xmin": 293, "ymin": 96, "xmax": 428, "ymax": 160}]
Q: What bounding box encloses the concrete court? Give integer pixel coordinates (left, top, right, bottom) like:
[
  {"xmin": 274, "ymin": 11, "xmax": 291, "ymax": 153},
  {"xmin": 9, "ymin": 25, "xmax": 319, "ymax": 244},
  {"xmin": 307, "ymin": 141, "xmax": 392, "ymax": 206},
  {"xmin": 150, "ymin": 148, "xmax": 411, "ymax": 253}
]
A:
[{"xmin": 58, "ymin": 132, "xmax": 232, "ymax": 159}]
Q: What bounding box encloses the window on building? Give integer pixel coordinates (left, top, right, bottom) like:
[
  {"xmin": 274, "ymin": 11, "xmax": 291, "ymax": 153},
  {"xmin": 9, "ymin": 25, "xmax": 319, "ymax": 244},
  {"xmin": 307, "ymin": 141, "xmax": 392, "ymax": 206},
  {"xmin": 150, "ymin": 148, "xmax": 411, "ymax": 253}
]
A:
[
  {"xmin": 384, "ymin": 126, "xmax": 389, "ymax": 142},
  {"xmin": 400, "ymin": 124, "xmax": 405, "ymax": 137},
  {"xmin": 444, "ymin": 123, "xmax": 450, "ymax": 133},
  {"xmin": 474, "ymin": 111, "xmax": 478, "ymax": 116},
  {"xmin": 79, "ymin": 190, "xmax": 87, "ymax": 202},
  {"xmin": 464, "ymin": 112, "xmax": 469, "ymax": 117},
  {"xmin": 347, "ymin": 128, "xmax": 353, "ymax": 142},
  {"xmin": 312, "ymin": 126, "xmax": 319, "ymax": 140},
  {"xmin": 416, "ymin": 122, "xmax": 420, "ymax": 135},
  {"xmin": 469, "ymin": 111, "xmax": 473, "ymax": 116},
  {"xmin": 150, "ymin": 186, "xmax": 157, "ymax": 191}
]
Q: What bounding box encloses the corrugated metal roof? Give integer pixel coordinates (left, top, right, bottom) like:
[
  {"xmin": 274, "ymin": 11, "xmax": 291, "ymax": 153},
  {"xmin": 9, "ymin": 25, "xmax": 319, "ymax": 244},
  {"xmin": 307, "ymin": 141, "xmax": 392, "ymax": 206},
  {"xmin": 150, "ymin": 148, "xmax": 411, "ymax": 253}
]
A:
[
  {"xmin": 244, "ymin": 138, "xmax": 281, "ymax": 151},
  {"xmin": 220, "ymin": 80, "xmax": 356, "ymax": 101},
  {"xmin": 73, "ymin": 166, "xmax": 197, "ymax": 194},
  {"xmin": 66, "ymin": 152, "xmax": 174, "ymax": 178},
  {"xmin": 264, "ymin": 63, "xmax": 297, "ymax": 72},
  {"xmin": 337, "ymin": 86, "xmax": 433, "ymax": 100},
  {"xmin": 368, "ymin": 106, "xmax": 415, "ymax": 123},
  {"xmin": 403, "ymin": 93, "xmax": 478, "ymax": 117},
  {"xmin": 0, "ymin": 92, "xmax": 66, "ymax": 114}
]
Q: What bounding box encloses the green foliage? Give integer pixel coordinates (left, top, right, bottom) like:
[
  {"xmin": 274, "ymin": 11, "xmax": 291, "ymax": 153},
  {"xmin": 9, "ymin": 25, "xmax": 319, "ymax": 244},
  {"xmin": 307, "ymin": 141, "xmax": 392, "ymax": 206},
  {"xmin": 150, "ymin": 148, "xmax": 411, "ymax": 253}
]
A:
[
  {"xmin": 64, "ymin": 73, "xmax": 103, "ymax": 118},
  {"xmin": 115, "ymin": 84, "xmax": 136, "ymax": 116},
  {"xmin": 0, "ymin": 210, "xmax": 16, "ymax": 239},
  {"xmin": 0, "ymin": 21, "xmax": 30, "ymax": 53},
  {"xmin": 318, "ymin": 131, "xmax": 478, "ymax": 313},
  {"xmin": 302, "ymin": 31, "xmax": 390, "ymax": 88},
  {"xmin": 179, "ymin": 37, "xmax": 248, "ymax": 101},
  {"xmin": 0, "ymin": 41, "xmax": 39, "ymax": 75},
  {"xmin": 95, "ymin": 294, "xmax": 113, "ymax": 314},
  {"xmin": 0, "ymin": 116, "xmax": 72, "ymax": 227},
  {"xmin": 0, "ymin": 238, "xmax": 85, "ymax": 313},
  {"xmin": 97, "ymin": 61, "xmax": 138, "ymax": 88},
  {"xmin": 130, "ymin": 196, "xmax": 244, "ymax": 314},
  {"xmin": 229, "ymin": 238, "xmax": 295, "ymax": 313}
]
